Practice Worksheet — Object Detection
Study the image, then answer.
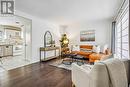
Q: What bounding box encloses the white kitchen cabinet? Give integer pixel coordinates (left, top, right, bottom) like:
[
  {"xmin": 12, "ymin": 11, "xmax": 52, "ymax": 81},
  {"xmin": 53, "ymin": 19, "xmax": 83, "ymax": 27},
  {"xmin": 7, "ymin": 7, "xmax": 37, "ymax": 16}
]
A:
[
  {"xmin": 0, "ymin": 46, "xmax": 3, "ymax": 56},
  {"xmin": 0, "ymin": 45, "xmax": 13, "ymax": 57},
  {"xmin": 13, "ymin": 45, "xmax": 23, "ymax": 56},
  {"xmin": 3, "ymin": 45, "xmax": 13, "ymax": 56}
]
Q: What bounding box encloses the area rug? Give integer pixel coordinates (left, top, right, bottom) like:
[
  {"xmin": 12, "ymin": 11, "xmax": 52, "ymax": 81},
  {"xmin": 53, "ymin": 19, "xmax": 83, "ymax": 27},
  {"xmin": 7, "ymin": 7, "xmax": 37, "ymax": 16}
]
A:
[
  {"xmin": 50, "ymin": 59, "xmax": 72, "ymax": 70},
  {"xmin": 50, "ymin": 59, "xmax": 85, "ymax": 70}
]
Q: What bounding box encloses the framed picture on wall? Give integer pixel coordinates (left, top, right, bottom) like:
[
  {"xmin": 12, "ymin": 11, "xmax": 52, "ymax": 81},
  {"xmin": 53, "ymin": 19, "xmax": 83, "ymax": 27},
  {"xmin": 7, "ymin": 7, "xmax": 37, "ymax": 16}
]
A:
[{"xmin": 80, "ymin": 30, "xmax": 95, "ymax": 42}]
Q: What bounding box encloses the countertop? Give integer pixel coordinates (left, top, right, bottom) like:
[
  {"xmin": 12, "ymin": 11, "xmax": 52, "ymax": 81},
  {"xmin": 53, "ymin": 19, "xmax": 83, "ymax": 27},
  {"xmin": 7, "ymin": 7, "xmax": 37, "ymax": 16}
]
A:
[{"xmin": 0, "ymin": 44, "xmax": 13, "ymax": 46}]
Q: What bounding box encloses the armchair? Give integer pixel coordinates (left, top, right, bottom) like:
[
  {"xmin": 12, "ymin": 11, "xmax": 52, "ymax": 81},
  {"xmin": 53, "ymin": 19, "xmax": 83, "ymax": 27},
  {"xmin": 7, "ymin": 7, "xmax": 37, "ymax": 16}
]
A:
[
  {"xmin": 72, "ymin": 58, "xmax": 129, "ymax": 87},
  {"xmin": 72, "ymin": 63, "xmax": 109, "ymax": 87}
]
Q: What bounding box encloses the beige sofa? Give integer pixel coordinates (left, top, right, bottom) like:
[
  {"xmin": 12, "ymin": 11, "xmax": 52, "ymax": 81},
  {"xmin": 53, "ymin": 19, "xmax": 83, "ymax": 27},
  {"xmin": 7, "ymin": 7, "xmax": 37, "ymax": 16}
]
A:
[{"xmin": 72, "ymin": 58, "xmax": 130, "ymax": 87}]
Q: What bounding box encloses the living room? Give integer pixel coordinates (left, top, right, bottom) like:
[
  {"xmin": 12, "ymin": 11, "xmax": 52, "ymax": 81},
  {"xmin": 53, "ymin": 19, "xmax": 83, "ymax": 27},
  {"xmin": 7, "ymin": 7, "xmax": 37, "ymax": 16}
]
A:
[{"xmin": 0, "ymin": 0, "xmax": 129, "ymax": 87}]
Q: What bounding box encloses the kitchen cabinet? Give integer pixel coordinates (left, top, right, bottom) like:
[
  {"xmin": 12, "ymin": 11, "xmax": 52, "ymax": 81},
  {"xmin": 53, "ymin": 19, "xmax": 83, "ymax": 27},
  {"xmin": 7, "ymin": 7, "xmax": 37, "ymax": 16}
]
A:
[
  {"xmin": 13, "ymin": 45, "xmax": 23, "ymax": 56},
  {"xmin": 0, "ymin": 46, "xmax": 3, "ymax": 56},
  {"xmin": 0, "ymin": 45, "xmax": 13, "ymax": 57}
]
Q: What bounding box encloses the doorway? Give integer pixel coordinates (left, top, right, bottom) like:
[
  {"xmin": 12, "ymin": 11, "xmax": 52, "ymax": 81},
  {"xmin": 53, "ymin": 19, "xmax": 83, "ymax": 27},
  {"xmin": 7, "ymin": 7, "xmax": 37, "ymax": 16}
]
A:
[{"xmin": 0, "ymin": 15, "xmax": 32, "ymax": 72}]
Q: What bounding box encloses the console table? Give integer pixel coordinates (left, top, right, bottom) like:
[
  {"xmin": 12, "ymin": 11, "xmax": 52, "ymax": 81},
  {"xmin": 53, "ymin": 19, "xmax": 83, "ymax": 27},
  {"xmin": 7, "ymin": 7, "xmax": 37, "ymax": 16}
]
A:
[{"xmin": 40, "ymin": 46, "xmax": 60, "ymax": 62}]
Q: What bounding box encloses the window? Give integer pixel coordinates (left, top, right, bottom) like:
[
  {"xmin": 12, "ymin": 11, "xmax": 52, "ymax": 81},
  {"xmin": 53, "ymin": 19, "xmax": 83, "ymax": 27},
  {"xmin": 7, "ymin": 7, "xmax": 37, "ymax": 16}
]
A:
[{"xmin": 115, "ymin": 1, "xmax": 129, "ymax": 59}]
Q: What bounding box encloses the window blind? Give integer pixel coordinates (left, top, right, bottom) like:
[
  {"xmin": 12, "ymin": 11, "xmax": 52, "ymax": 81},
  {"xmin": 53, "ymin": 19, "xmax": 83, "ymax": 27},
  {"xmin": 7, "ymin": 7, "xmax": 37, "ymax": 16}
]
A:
[{"xmin": 115, "ymin": 0, "xmax": 129, "ymax": 59}]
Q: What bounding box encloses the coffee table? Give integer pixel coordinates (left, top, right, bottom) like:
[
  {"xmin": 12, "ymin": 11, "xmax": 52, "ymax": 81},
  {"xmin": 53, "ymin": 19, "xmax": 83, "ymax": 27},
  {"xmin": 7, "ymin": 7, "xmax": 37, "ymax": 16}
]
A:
[
  {"xmin": 62, "ymin": 53, "xmax": 77, "ymax": 65},
  {"xmin": 73, "ymin": 55, "xmax": 89, "ymax": 65},
  {"xmin": 62, "ymin": 54, "xmax": 89, "ymax": 65}
]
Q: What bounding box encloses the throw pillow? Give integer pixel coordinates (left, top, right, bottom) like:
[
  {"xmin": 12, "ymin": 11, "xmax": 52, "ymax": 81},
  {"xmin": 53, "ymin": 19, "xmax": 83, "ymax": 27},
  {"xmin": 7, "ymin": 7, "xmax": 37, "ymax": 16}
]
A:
[
  {"xmin": 96, "ymin": 45, "xmax": 101, "ymax": 53},
  {"xmin": 102, "ymin": 44, "xmax": 108, "ymax": 54},
  {"xmin": 71, "ymin": 45, "xmax": 80, "ymax": 51},
  {"xmin": 93, "ymin": 45, "xmax": 100, "ymax": 53}
]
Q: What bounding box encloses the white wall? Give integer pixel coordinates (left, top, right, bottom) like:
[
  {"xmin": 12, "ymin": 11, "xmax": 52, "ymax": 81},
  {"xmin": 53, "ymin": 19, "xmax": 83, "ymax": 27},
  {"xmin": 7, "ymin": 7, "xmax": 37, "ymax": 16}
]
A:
[
  {"xmin": 16, "ymin": 11, "xmax": 61, "ymax": 62},
  {"xmin": 15, "ymin": 10, "xmax": 112, "ymax": 62},
  {"xmin": 65, "ymin": 20, "xmax": 112, "ymax": 48}
]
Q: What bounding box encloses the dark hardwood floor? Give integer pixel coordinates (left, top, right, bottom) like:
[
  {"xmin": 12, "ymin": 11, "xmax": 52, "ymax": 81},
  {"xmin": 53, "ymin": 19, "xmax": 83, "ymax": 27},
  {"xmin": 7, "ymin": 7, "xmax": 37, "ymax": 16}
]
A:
[{"xmin": 0, "ymin": 59, "xmax": 72, "ymax": 87}]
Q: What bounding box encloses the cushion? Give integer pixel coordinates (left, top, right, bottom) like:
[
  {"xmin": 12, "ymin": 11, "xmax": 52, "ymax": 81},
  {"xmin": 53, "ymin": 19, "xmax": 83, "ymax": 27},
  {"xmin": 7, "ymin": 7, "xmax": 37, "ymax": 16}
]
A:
[
  {"xmin": 93, "ymin": 45, "xmax": 101, "ymax": 53},
  {"xmin": 102, "ymin": 58, "xmax": 128, "ymax": 87},
  {"xmin": 77, "ymin": 51, "xmax": 92, "ymax": 56},
  {"xmin": 72, "ymin": 45, "xmax": 80, "ymax": 51},
  {"xmin": 89, "ymin": 53, "xmax": 105, "ymax": 60},
  {"xmin": 90, "ymin": 63, "xmax": 110, "ymax": 87},
  {"xmin": 105, "ymin": 48, "xmax": 111, "ymax": 55},
  {"xmin": 121, "ymin": 59, "xmax": 130, "ymax": 84},
  {"xmin": 82, "ymin": 64, "xmax": 94, "ymax": 71},
  {"xmin": 80, "ymin": 45, "xmax": 93, "ymax": 49},
  {"xmin": 102, "ymin": 44, "xmax": 108, "ymax": 54}
]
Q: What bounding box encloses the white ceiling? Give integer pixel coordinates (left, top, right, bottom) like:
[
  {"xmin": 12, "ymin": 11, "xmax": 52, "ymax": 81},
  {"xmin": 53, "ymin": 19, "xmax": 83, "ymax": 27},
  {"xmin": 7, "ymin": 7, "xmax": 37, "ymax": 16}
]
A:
[{"xmin": 16, "ymin": 0, "xmax": 123, "ymax": 24}]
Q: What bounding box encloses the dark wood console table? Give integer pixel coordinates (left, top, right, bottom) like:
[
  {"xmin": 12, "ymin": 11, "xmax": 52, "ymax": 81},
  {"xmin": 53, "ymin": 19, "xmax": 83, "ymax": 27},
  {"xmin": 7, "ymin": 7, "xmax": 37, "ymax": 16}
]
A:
[{"xmin": 40, "ymin": 46, "xmax": 60, "ymax": 62}]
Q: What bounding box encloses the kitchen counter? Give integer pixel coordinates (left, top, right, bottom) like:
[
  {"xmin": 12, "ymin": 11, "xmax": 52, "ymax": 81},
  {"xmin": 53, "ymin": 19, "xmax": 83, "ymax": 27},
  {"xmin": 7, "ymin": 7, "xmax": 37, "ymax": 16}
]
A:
[{"xmin": 0, "ymin": 44, "xmax": 13, "ymax": 46}]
